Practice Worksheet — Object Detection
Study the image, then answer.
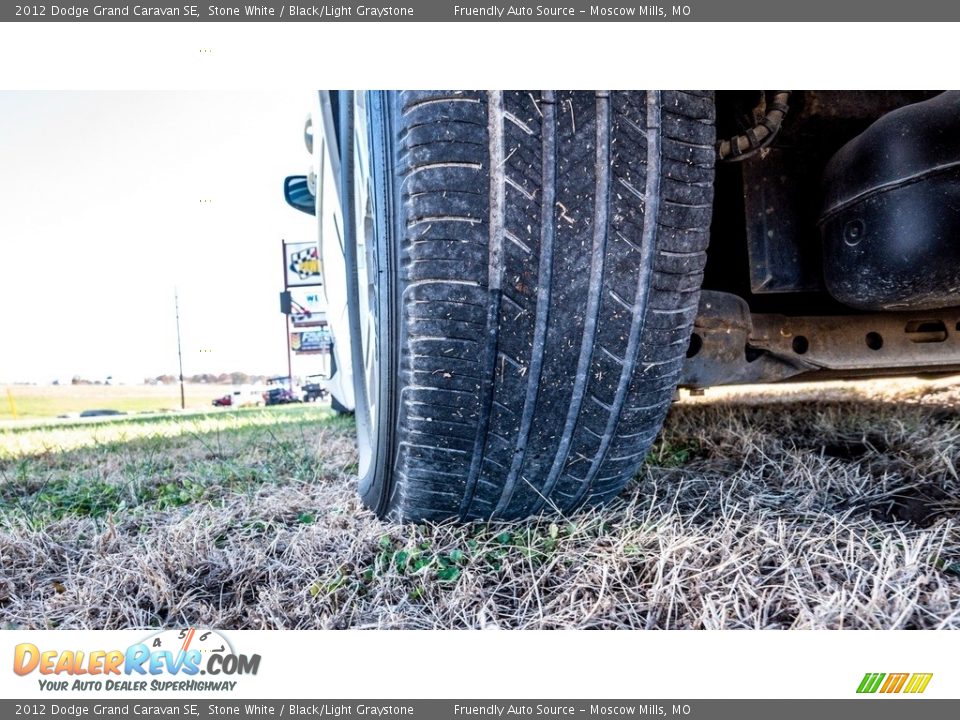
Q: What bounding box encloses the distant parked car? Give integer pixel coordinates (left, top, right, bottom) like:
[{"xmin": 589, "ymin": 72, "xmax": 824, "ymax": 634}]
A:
[
  {"xmin": 264, "ymin": 388, "xmax": 299, "ymax": 406},
  {"xmin": 211, "ymin": 386, "xmax": 266, "ymax": 408},
  {"xmin": 302, "ymin": 376, "xmax": 329, "ymax": 402}
]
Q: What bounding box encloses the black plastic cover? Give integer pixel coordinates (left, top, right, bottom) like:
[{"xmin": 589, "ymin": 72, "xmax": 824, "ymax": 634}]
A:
[{"xmin": 820, "ymin": 91, "xmax": 960, "ymax": 310}]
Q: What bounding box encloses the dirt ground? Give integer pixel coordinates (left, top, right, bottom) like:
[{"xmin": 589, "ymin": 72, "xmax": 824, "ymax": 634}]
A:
[{"xmin": 1, "ymin": 379, "xmax": 959, "ymax": 629}]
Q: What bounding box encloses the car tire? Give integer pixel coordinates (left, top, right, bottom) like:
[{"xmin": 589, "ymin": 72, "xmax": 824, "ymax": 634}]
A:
[
  {"xmin": 330, "ymin": 395, "xmax": 352, "ymax": 415},
  {"xmin": 348, "ymin": 90, "xmax": 715, "ymax": 521}
]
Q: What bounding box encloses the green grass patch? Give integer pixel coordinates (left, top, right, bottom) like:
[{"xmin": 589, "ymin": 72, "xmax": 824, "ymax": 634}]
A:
[
  {"xmin": 0, "ymin": 384, "xmax": 237, "ymax": 421},
  {"xmin": 0, "ymin": 404, "xmax": 338, "ymax": 460},
  {"xmin": 0, "ymin": 405, "xmax": 345, "ymax": 527},
  {"xmin": 309, "ymin": 519, "xmax": 600, "ymax": 604},
  {"xmin": 645, "ymin": 438, "xmax": 700, "ymax": 467}
]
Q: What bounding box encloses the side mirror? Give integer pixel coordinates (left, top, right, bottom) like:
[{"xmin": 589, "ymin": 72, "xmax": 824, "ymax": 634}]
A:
[
  {"xmin": 303, "ymin": 114, "xmax": 314, "ymax": 155},
  {"xmin": 283, "ymin": 175, "xmax": 315, "ymax": 216}
]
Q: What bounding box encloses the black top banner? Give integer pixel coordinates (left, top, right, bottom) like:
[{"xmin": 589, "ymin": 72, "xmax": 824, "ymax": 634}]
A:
[{"xmin": 4, "ymin": 1, "xmax": 959, "ymax": 22}]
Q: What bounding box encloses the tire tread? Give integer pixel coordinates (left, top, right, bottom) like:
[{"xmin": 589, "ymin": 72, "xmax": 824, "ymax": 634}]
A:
[{"xmin": 384, "ymin": 90, "xmax": 715, "ymax": 521}]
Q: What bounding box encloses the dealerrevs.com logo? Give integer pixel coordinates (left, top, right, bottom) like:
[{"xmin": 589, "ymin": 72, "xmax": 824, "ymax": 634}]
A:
[{"xmin": 13, "ymin": 629, "xmax": 260, "ymax": 692}]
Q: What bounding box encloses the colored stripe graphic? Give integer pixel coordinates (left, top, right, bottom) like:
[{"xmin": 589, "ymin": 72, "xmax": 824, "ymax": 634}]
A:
[
  {"xmin": 880, "ymin": 673, "xmax": 908, "ymax": 693},
  {"xmin": 857, "ymin": 672, "xmax": 932, "ymax": 694},
  {"xmin": 904, "ymin": 674, "xmax": 934, "ymax": 694},
  {"xmin": 857, "ymin": 673, "xmax": 885, "ymax": 694}
]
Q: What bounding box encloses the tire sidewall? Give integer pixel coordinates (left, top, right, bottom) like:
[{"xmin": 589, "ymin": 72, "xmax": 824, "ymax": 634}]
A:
[{"xmin": 346, "ymin": 91, "xmax": 399, "ymax": 514}]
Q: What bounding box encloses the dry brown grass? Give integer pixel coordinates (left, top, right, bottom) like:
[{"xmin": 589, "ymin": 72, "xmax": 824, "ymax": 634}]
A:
[{"xmin": 1, "ymin": 380, "xmax": 959, "ymax": 630}]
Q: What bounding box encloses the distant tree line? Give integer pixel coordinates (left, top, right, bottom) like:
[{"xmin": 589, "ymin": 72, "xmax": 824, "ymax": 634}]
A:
[
  {"xmin": 70, "ymin": 376, "xmax": 113, "ymax": 385},
  {"xmin": 144, "ymin": 373, "xmax": 269, "ymax": 385},
  {"xmin": 63, "ymin": 373, "xmax": 269, "ymax": 386}
]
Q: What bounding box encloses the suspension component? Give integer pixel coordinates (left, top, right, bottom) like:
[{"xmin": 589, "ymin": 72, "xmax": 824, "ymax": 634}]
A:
[{"xmin": 717, "ymin": 91, "xmax": 791, "ymax": 162}]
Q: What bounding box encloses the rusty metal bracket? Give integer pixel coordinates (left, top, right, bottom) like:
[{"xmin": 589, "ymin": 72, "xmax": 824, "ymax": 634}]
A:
[
  {"xmin": 681, "ymin": 291, "xmax": 960, "ymax": 387},
  {"xmin": 681, "ymin": 292, "xmax": 813, "ymax": 386}
]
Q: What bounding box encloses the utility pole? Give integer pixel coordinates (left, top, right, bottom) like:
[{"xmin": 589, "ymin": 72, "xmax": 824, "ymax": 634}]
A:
[
  {"xmin": 175, "ymin": 288, "xmax": 186, "ymax": 410},
  {"xmin": 286, "ymin": 313, "xmax": 294, "ymax": 390},
  {"xmin": 283, "ymin": 240, "xmax": 294, "ymax": 391}
]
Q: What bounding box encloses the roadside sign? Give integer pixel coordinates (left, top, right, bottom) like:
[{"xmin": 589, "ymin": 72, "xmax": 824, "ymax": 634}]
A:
[
  {"xmin": 290, "ymin": 329, "xmax": 332, "ymax": 354},
  {"xmin": 290, "ymin": 289, "xmax": 326, "ymax": 327},
  {"xmin": 284, "ymin": 240, "xmax": 322, "ymax": 288}
]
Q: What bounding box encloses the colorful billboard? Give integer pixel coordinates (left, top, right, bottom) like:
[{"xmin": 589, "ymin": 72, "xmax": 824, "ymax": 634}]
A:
[{"xmin": 290, "ymin": 329, "xmax": 332, "ymax": 354}]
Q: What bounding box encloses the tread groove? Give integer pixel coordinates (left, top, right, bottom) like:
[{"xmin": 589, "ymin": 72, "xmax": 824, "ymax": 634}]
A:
[
  {"xmin": 533, "ymin": 91, "xmax": 611, "ymax": 513},
  {"xmin": 402, "ymin": 95, "xmax": 482, "ymax": 113},
  {"xmin": 567, "ymin": 90, "xmax": 663, "ymax": 510},
  {"xmin": 458, "ymin": 91, "xmax": 506, "ymax": 519},
  {"xmin": 493, "ymin": 91, "xmax": 557, "ymax": 517}
]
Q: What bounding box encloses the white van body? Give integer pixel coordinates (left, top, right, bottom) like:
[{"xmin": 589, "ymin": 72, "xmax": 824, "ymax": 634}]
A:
[{"xmin": 232, "ymin": 385, "xmax": 266, "ymax": 407}]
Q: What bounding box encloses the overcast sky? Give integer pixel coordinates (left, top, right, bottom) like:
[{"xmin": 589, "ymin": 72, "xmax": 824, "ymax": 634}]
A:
[{"xmin": 0, "ymin": 91, "xmax": 317, "ymax": 383}]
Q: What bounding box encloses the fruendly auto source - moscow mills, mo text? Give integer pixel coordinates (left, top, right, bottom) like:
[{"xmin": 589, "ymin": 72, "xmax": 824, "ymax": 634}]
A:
[{"xmin": 453, "ymin": 4, "xmax": 681, "ymax": 16}]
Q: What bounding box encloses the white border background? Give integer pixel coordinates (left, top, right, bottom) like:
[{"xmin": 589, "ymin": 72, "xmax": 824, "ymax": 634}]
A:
[{"xmin": 0, "ymin": 23, "xmax": 957, "ymax": 90}]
